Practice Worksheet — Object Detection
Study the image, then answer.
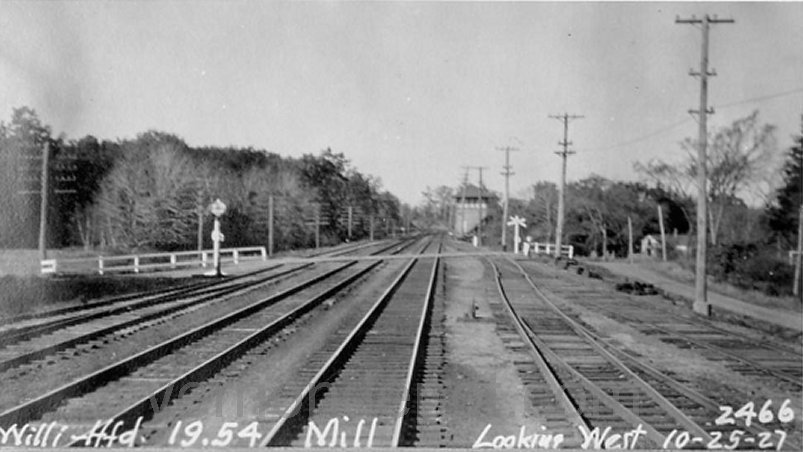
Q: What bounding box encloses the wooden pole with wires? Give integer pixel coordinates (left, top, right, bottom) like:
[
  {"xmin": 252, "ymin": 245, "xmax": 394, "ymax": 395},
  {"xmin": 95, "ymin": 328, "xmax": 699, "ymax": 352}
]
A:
[
  {"xmin": 498, "ymin": 146, "xmax": 519, "ymax": 251},
  {"xmin": 676, "ymin": 14, "xmax": 733, "ymax": 316},
  {"xmin": 549, "ymin": 113, "xmax": 583, "ymax": 259}
]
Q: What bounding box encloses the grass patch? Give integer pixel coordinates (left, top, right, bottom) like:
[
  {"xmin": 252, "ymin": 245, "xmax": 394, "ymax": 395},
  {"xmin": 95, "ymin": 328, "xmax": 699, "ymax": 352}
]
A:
[
  {"xmin": 639, "ymin": 259, "xmax": 802, "ymax": 313},
  {"xmin": 0, "ymin": 275, "xmax": 189, "ymax": 318}
]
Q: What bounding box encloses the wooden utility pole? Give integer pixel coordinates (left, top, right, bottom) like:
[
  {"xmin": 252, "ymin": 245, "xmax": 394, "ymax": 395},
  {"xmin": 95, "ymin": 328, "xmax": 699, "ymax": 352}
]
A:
[
  {"xmin": 795, "ymin": 206, "xmax": 803, "ymax": 297},
  {"xmin": 369, "ymin": 215, "xmax": 375, "ymax": 241},
  {"xmin": 677, "ymin": 14, "xmax": 734, "ymax": 316},
  {"xmin": 268, "ymin": 195, "xmax": 274, "ymax": 257},
  {"xmin": 628, "ymin": 216, "xmax": 634, "ymax": 264},
  {"xmin": 347, "ymin": 205, "xmax": 353, "ymax": 240},
  {"xmin": 197, "ymin": 207, "xmax": 204, "ymax": 253},
  {"xmin": 195, "ymin": 178, "xmax": 208, "ymax": 254},
  {"xmin": 458, "ymin": 168, "xmax": 469, "ymax": 235},
  {"xmin": 549, "ymin": 113, "xmax": 583, "ymax": 258},
  {"xmin": 477, "ymin": 166, "xmax": 487, "ymax": 246},
  {"xmin": 794, "ymin": 116, "xmax": 803, "ymax": 298},
  {"xmin": 38, "ymin": 142, "xmax": 50, "ymax": 261},
  {"xmin": 658, "ymin": 204, "xmax": 667, "ymax": 262},
  {"xmin": 314, "ymin": 203, "xmax": 320, "ymax": 249},
  {"xmin": 498, "ymin": 146, "xmax": 519, "ymax": 251}
]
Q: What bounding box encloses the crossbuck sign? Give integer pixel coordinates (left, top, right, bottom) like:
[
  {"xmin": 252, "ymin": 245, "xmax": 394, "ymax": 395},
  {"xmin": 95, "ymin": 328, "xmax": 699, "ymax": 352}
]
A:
[{"xmin": 507, "ymin": 215, "xmax": 527, "ymax": 254}]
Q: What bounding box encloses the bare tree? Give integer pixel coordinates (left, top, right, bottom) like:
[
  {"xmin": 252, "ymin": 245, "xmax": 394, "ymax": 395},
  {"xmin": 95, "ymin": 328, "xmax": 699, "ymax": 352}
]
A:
[
  {"xmin": 95, "ymin": 137, "xmax": 197, "ymax": 249},
  {"xmin": 636, "ymin": 110, "xmax": 776, "ymax": 245}
]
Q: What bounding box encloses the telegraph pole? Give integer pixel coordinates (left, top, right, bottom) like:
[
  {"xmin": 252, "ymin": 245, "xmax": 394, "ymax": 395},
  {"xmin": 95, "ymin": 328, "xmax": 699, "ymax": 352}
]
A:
[
  {"xmin": 459, "ymin": 168, "xmax": 469, "ymax": 235},
  {"xmin": 268, "ymin": 195, "xmax": 274, "ymax": 257},
  {"xmin": 677, "ymin": 14, "xmax": 734, "ymax": 316},
  {"xmin": 549, "ymin": 113, "xmax": 583, "ymax": 258},
  {"xmin": 38, "ymin": 142, "xmax": 50, "ymax": 261},
  {"xmin": 478, "ymin": 166, "xmax": 486, "ymax": 246},
  {"xmin": 498, "ymin": 146, "xmax": 519, "ymax": 251},
  {"xmin": 314, "ymin": 203, "xmax": 320, "ymax": 249},
  {"xmin": 794, "ymin": 116, "xmax": 803, "ymax": 298}
]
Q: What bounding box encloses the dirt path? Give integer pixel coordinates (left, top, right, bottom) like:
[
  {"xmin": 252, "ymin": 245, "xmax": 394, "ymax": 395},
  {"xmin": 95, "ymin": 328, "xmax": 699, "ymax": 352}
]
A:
[{"xmin": 441, "ymin": 256, "xmax": 538, "ymax": 447}]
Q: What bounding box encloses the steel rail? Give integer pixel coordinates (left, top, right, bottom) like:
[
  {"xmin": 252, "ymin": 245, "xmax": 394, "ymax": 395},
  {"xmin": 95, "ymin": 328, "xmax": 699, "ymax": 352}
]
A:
[
  {"xmin": 574, "ymin": 259, "xmax": 803, "ymax": 357},
  {"xmin": 581, "ymin": 324, "xmax": 802, "ymax": 450},
  {"xmin": 0, "ymin": 239, "xmax": 388, "ymax": 329},
  {"xmin": 0, "ymin": 239, "xmax": 413, "ymax": 373},
  {"xmin": 486, "ymin": 258, "xmax": 591, "ymax": 434},
  {"xmin": 64, "ymin": 257, "xmax": 389, "ymax": 446},
  {"xmin": 489, "ymin": 260, "xmax": 667, "ymax": 445},
  {"xmin": 0, "ymin": 239, "xmax": 418, "ymax": 427},
  {"xmin": 0, "ymin": 264, "xmax": 306, "ymax": 373},
  {"xmin": 624, "ymin": 320, "xmax": 801, "ymax": 387},
  {"xmin": 506, "ymin": 257, "xmax": 802, "ymax": 450},
  {"xmin": 531, "ymin": 260, "xmax": 802, "ymax": 387},
  {"xmin": 0, "ymin": 264, "xmax": 287, "ymax": 345},
  {"xmin": 259, "ymin": 238, "xmax": 437, "ymax": 447},
  {"xmin": 390, "ymin": 241, "xmax": 441, "ymax": 445},
  {"xmin": 495, "ymin": 258, "xmax": 715, "ymax": 445}
]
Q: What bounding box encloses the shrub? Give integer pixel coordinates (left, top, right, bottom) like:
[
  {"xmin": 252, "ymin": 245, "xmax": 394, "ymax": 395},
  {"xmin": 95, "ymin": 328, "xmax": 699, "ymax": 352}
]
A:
[{"xmin": 708, "ymin": 242, "xmax": 793, "ymax": 296}]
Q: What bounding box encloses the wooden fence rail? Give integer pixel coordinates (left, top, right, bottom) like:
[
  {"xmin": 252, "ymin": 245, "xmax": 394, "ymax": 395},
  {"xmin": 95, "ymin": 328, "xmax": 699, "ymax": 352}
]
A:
[{"xmin": 41, "ymin": 247, "xmax": 267, "ymax": 275}]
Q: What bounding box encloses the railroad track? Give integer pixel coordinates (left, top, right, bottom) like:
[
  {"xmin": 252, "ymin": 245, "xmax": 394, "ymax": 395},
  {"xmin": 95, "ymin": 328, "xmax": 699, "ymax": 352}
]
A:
[
  {"xmin": 0, "ymin": 239, "xmax": 409, "ymax": 378},
  {"xmin": 258, "ymin": 238, "xmax": 442, "ymax": 447},
  {"xmin": 487, "ymin": 256, "xmax": 799, "ymax": 450},
  {"xmin": 0, "ymin": 236, "xmax": 426, "ymax": 447},
  {"xmin": 518, "ymin": 258, "xmax": 803, "ymax": 392},
  {"xmin": 0, "ymin": 239, "xmax": 383, "ymax": 340}
]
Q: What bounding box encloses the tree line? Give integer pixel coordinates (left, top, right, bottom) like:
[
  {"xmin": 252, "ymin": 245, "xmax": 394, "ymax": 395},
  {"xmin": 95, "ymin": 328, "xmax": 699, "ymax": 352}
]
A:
[
  {"xmin": 418, "ymin": 110, "xmax": 802, "ymax": 294},
  {"xmin": 0, "ymin": 107, "xmax": 403, "ymax": 253}
]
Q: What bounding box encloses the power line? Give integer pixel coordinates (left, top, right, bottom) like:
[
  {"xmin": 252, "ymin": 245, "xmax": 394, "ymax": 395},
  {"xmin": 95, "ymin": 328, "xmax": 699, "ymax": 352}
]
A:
[
  {"xmin": 583, "ymin": 89, "xmax": 801, "ymax": 154},
  {"xmin": 585, "ymin": 117, "xmax": 692, "ymax": 152},
  {"xmin": 718, "ymin": 86, "xmax": 803, "ymax": 109}
]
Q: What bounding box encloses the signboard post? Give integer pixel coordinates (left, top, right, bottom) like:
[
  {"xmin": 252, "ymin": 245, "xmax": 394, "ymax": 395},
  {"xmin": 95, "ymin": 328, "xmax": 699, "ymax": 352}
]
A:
[
  {"xmin": 209, "ymin": 199, "xmax": 227, "ymax": 277},
  {"xmin": 506, "ymin": 215, "xmax": 526, "ymax": 254}
]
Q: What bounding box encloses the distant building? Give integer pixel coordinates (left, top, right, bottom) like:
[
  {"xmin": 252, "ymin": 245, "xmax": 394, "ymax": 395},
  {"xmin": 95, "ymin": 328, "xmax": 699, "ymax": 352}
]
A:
[
  {"xmin": 453, "ymin": 184, "xmax": 494, "ymax": 236},
  {"xmin": 640, "ymin": 234, "xmax": 661, "ymax": 257}
]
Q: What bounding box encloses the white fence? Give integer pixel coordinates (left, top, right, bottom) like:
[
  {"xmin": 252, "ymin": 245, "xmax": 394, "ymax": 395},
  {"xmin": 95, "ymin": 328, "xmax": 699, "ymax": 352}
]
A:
[
  {"xmin": 526, "ymin": 242, "xmax": 574, "ymax": 259},
  {"xmin": 41, "ymin": 247, "xmax": 267, "ymax": 275}
]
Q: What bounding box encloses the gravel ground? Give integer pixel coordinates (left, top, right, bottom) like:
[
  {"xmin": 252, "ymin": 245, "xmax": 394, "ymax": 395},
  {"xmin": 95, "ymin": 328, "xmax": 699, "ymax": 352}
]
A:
[{"xmin": 440, "ymin": 255, "xmax": 538, "ymax": 447}]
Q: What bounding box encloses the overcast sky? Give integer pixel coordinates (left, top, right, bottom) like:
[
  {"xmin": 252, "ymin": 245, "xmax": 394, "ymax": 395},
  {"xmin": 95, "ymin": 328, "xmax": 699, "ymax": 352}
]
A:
[{"xmin": 1, "ymin": 1, "xmax": 801, "ymax": 205}]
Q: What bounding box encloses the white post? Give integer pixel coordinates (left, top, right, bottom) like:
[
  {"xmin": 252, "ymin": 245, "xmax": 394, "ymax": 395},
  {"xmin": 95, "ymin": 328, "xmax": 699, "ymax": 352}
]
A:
[
  {"xmin": 98, "ymin": 255, "xmax": 104, "ymax": 275},
  {"xmin": 134, "ymin": 256, "xmax": 140, "ymax": 273},
  {"xmin": 208, "ymin": 198, "xmax": 227, "ymax": 277},
  {"xmin": 507, "ymin": 216, "xmax": 527, "ymax": 255},
  {"xmin": 170, "ymin": 254, "xmax": 177, "ymax": 269},
  {"xmin": 212, "ymin": 218, "xmax": 222, "ymax": 276},
  {"xmin": 233, "ymin": 249, "xmax": 239, "ymax": 265},
  {"xmin": 201, "ymin": 251, "xmax": 208, "ymax": 268}
]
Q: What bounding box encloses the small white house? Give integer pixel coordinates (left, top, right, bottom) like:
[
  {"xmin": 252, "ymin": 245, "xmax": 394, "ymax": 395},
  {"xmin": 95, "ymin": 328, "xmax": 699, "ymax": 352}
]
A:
[{"xmin": 640, "ymin": 234, "xmax": 660, "ymax": 257}]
